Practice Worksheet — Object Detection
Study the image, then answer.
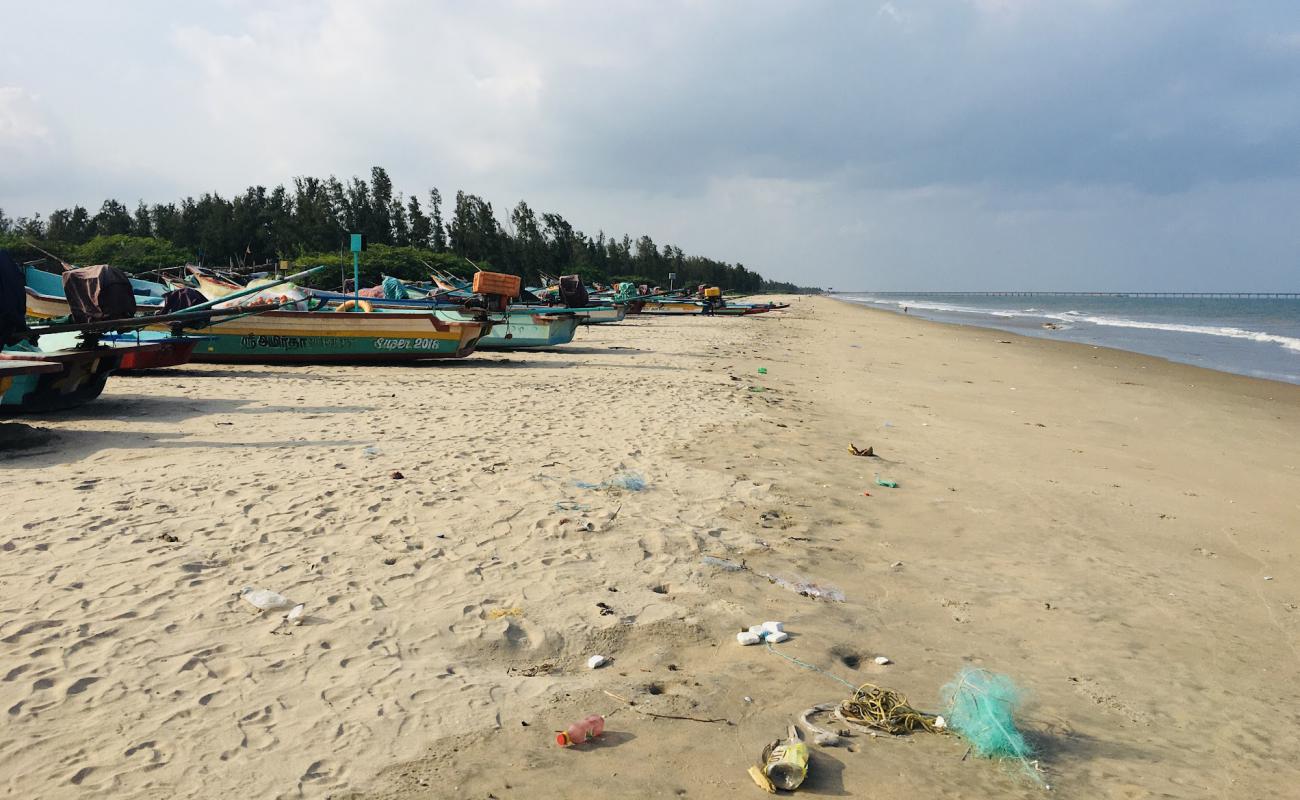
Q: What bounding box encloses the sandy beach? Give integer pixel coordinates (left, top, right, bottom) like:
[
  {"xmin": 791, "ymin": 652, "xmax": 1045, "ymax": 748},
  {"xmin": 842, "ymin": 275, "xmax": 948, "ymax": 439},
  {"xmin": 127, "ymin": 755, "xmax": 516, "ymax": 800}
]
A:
[{"xmin": 3, "ymin": 297, "xmax": 1298, "ymax": 799}]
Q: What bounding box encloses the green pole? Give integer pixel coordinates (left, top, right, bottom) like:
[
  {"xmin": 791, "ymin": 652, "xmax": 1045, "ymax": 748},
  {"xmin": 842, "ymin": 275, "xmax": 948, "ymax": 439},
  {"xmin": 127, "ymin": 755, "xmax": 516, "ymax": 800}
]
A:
[{"xmin": 353, "ymin": 249, "xmax": 360, "ymax": 312}]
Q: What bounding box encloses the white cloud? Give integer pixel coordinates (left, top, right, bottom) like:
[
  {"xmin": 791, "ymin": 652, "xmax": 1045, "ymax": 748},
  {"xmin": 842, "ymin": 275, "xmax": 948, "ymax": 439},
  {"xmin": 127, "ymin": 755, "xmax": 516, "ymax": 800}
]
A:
[{"xmin": 0, "ymin": 87, "xmax": 50, "ymax": 150}]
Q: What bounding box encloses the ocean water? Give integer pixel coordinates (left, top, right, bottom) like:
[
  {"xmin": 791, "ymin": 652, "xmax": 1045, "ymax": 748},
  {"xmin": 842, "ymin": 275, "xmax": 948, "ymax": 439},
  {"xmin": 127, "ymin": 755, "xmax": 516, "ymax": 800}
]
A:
[{"xmin": 834, "ymin": 293, "xmax": 1300, "ymax": 385}]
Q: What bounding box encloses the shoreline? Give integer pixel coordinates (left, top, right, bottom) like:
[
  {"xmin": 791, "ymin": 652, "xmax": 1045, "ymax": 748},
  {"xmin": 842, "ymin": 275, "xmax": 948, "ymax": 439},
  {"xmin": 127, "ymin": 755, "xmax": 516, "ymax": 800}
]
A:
[
  {"xmin": 830, "ymin": 293, "xmax": 1300, "ymax": 387},
  {"xmin": 3, "ymin": 297, "xmax": 1298, "ymax": 799},
  {"xmin": 830, "ymin": 295, "xmax": 1300, "ymax": 395}
]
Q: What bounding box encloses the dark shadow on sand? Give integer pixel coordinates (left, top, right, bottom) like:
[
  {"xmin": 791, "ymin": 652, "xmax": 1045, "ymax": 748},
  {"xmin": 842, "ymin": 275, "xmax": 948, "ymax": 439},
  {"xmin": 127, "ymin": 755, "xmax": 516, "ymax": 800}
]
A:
[
  {"xmin": 13, "ymin": 394, "xmax": 376, "ymax": 422},
  {"xmin": 1, "ymin": 426, "xmax": 360, "ymax": 468}
]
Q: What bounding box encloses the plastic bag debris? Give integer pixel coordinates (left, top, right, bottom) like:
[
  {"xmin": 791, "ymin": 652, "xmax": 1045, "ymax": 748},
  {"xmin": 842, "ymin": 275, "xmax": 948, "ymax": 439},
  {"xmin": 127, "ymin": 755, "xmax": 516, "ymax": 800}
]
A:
[
  {"xmin": 758, "ymin": 572, "xmax": 846, "ymax": 603},
  {"xmin": 240, "ymin": 586, "xmax": 296, "ymax": 612},
  {"xmin": 701, "ymin": 555, "xmax": 746, "ymax": 572},
  {"xmin": 574, "ymin": 471, "xmax": 647, "ymax": 492}
]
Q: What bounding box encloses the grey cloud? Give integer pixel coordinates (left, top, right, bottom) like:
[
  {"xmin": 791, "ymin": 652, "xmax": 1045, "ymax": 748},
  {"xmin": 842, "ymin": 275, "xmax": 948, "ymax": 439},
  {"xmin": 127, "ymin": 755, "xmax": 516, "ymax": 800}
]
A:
[{"xmin": 1, "ymin": 0, "xmax": 1298, "ymax": 289}]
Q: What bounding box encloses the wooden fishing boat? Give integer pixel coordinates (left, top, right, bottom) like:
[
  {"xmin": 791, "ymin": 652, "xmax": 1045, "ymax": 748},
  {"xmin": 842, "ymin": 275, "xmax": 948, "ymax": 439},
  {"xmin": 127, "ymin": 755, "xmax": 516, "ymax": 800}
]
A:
[
  {"xmin": 143, "ymin": 308, "xmax": 488, "ymax": 363},
  {"xmin": 33, "ymin": 330, "xmax": 201, "ymax": 371},
  {"xmin": 306, "ymin": 290, "xmax": 596, "ymax": 350},
  {"xmin": 24, "ymin": 263, "xmax": 482, "ymax": 365},
  {"xmin": 24, "ymin": 269, "xmax": 200, "ymax": 370},
  {"xmin": 0, "ymin": 345, "xmax": 147, "ymax": 414},
  {"xmin": 476, "ymin": 311, "xmax": 579, "ymax": 349},
  {"xmin": 401, "ymin": 273, "xmax": 630, "ymax": 326},
  {"xmin": 638, "ymin": 299, "xmax": 771, "ymax": 316},
  {"xmin": 0, "ymin": 359, "xmax": 62, "ymax": 403}
]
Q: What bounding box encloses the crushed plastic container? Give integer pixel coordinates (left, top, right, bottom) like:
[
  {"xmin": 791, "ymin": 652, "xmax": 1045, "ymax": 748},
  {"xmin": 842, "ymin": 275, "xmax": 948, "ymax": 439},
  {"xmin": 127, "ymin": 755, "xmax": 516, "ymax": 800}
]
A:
[{"xmin": 556, "ymin": 714, "xmax": 605, "ymax": 746}]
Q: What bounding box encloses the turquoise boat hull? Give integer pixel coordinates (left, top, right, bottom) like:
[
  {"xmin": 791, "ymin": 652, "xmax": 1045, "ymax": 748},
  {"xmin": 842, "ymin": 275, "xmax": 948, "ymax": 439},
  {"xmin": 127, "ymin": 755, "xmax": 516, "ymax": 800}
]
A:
[
  {"xmin": 0, "ymin": 347, "xmax": 123, "ymax": 414},
  {"xmin": 477, "ymin": 313, "xmax": 580, "ymax": 349}
]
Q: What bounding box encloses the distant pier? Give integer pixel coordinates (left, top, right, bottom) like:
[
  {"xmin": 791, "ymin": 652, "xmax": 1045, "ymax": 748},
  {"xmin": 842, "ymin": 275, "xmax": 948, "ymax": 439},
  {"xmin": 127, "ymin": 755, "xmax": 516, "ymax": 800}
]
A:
[{"xmin": 855, "ymin": 291, "xmax": 1299, "ymax": 299}]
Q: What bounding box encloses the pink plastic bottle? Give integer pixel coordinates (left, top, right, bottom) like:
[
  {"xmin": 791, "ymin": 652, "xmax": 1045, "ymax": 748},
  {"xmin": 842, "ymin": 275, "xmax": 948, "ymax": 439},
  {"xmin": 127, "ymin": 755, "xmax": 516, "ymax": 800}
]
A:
[{"xmin": 555, "ymin": 714, "xmax": 605, "ymax": 746}]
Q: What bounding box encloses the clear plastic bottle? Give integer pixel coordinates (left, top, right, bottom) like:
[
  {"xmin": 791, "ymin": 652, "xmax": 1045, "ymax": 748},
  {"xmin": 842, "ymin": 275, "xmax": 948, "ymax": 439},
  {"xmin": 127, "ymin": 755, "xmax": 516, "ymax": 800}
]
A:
[{"xmin": 555, "ymin": 714, "xmax": 605, "ymax": 746}]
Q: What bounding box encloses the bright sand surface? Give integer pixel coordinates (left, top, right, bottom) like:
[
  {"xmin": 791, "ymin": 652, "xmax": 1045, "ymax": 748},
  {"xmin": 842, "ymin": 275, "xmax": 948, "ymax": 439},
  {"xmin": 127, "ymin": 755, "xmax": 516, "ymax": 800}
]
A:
[{"xmin": 2, "ymin": 297, "xmax": 1298, "ymax": 799}]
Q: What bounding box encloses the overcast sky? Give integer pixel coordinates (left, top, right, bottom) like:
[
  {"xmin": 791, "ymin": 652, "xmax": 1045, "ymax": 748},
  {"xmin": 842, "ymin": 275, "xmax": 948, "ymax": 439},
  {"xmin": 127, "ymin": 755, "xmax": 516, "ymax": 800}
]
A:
[{"xmin": 2, "ymin": 0, "xmax": 1298, "ymax": 290}]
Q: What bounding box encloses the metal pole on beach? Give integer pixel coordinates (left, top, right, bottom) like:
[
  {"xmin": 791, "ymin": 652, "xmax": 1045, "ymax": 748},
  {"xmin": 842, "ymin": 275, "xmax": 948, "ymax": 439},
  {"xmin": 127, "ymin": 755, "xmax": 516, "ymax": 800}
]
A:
[{"xmin": 350, "ymin": 233, "xmax": 365, "ymax": 311}]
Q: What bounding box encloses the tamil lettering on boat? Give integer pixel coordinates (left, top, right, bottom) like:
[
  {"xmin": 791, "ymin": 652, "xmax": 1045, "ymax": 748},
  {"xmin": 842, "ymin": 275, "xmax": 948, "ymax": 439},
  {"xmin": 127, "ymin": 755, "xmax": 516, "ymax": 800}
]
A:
[{"xmin": 239, "ymin": 334, "xmax": 328, "ymax": 350}]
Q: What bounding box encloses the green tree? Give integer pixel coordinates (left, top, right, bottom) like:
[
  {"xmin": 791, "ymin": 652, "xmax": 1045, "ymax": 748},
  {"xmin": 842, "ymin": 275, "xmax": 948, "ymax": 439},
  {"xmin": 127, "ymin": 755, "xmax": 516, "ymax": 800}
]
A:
[
  {"xmin": 152, "ymin": 203, "xmax": 182, "ymax": 244},
  {"xmin": 292, "ymin": 177, "xmax": 343, "ymax": 252},
  {"xmin": 368, "ymin": 166, "xmax": 394, "ymax": 244},
  {"xmin": 7, "ymin": 166, "xmax": 816, "ymax": 291},
  {"xmin": 407, "ymin": 195, "xmax": 431, "ymax": 249},
  {"xmin": 429, "ymin": 188, "xmax": 446, "ymax": 252},
  {"xmin": 93, "ymin": 200, "xmax": 132, "ymax": 236},
  {"xmin": 390, "ymin": 193, "xmax": 409, "ymax": 246},
  {"xmin": 634, "ymin": 234, "xmax": 659, "ymax": 274},
  {"xmin": 449, "ymin": 191, "xmax": 500, "ymax": 265},
  {"xmin": 510, "ymin": 200, "xmax": 545, "ymax": 277},
  {"xmin": 46, "ymin": 208, "xmax": 75, "ymax": 242},
  {"xmin": 131, "ymin": 200, "xmax": 153, "ymax": 237}
]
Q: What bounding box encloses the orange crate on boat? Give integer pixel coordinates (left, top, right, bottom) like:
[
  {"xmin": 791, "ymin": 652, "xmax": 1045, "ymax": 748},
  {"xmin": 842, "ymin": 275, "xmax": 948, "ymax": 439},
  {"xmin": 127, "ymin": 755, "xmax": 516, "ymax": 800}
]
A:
[{"xmin": 472, "ymin": 271, "xmax": 522, "ymax": 298}]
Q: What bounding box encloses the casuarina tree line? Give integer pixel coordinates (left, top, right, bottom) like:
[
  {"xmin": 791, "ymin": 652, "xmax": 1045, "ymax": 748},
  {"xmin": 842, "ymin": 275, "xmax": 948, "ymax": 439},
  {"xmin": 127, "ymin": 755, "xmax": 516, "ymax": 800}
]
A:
[{"xmin": 0, "ymin": 167, "xmax": 818, "ymax": 293}]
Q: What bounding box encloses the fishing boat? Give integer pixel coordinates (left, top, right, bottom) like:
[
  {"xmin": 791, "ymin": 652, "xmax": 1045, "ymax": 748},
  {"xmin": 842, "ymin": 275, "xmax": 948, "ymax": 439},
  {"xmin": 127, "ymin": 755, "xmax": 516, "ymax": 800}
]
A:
[
  {"xmin": 0, "ymin": 359, "xmax": 62, "ymax": 406},
  {"xmin": 304, "ymin": 289, "xmax": 590, "ymax": 350},
  {"xmin": 637, "ymin": 298, "xmax": 772, "ymax": 316},
  {"xmin": 149, "ymin": 307, "xmax": 488, "ymax": 363},
  {"xmin": 411, "ymin": 271, "xmax": 631, "ymax": 327},
  {"xmin": 24, "ymin": 266, "xmax": 207, "ymax": 370},
  {"xmin": 0, "ymin": 344, "xmax": 155, "ymax": 414},
  {"xmin": 32, "ymin": 329, "xmax": 201, "ymax": 371},
  {"xmin": 26, "ymin": 262, "xmax": 490, "ymax": 364}
]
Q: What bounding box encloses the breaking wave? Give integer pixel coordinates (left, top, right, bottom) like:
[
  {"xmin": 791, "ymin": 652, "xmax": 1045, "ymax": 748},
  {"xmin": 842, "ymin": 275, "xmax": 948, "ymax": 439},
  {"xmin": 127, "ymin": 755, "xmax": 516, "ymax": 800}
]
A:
[{"xmin": 835, "ymin": 294, "xmax": 1300, "ymax": 354}]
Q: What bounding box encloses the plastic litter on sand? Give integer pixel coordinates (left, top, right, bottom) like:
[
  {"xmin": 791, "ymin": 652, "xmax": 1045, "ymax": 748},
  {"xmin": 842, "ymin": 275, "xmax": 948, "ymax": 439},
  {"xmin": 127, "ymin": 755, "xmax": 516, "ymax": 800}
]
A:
[
  {"xmin": 240, "ymin": 587, "xmax": 296, "ymax": 612},
  {"xmin": 701, "ymin": 555, "xmax": 746, "ymax": 572},
  {"xmin": 587, "ymin": 654, "xmax": 609, "ymax": 669},
  {"xmin": 758, "ymin": 572, "xmax": 846, "ymax": 603},
  {"xmin": 575, "ymin": 471, "xmax": 647, "ymax": 492}
]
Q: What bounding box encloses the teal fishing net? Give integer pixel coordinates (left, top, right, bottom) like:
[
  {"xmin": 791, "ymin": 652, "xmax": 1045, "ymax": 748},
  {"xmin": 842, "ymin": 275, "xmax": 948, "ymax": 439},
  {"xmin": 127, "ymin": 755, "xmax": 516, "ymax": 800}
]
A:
[
  {"xmin": 382, "ymin": 276, "xmax": 407, "ymax": 300},
  {"xmin": 941, "ymin": 668, "xmax": 1045, "ymax": 786}
]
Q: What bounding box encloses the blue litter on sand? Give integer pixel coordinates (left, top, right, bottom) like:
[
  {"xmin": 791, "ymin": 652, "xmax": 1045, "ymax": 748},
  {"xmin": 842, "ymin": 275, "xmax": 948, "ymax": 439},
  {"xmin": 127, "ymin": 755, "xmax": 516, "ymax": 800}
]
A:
[{"xmin": 575, "ymin": 471, "xmax": 647, "ymax": 492}]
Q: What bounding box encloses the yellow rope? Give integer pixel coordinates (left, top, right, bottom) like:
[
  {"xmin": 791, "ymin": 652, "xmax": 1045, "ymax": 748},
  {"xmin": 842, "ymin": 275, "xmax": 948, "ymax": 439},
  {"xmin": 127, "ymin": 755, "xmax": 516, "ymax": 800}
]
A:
[{"xmin": 839, "ymin": 682, "xmax": 941, "ymax": 735}]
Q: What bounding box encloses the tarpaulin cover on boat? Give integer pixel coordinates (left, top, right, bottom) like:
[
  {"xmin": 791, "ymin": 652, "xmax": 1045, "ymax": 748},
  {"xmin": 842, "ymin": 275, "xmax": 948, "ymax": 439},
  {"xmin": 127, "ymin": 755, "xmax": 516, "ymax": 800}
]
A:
[
  {"xmin": 559, "ymin": 274, "xmax": 589, "ymax": 308},
  {"xmin": 163, "ymin": 287, "xmax": 207, "ymax": 314},
  {"xmin": 0, "ymin": 250, "xmax": 28, "ymax": 344},
  {"xmin": 62, "ymin": 264, "xmax": 138, "ymax": 323}
]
